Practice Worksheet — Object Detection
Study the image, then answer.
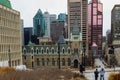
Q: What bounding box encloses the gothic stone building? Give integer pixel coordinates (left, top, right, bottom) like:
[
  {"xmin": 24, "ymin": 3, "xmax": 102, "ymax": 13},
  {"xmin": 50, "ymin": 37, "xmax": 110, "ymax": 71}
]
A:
[{"xmin": 22, "ymin": 44, "xmax": 72, "ymax": 69}]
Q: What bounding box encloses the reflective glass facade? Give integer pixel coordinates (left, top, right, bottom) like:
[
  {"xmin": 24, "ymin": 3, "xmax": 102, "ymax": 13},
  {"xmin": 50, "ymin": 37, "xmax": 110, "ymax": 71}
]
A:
[
  {"xmin": 33, "ymin": 9, "xmax": 45, "ymax": 37},
  {"xmin": 88, "ymin": 0, "xmax": 103, "ymax": 55}
]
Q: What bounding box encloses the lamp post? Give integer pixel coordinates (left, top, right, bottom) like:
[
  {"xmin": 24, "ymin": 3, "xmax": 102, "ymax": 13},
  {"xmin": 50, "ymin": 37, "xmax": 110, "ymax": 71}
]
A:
[
  {"xmin": 8, "ymin": 45, "xmax": 11, "ymax": 67},
  {"xmin": 58, "ymin": 35, "xmax": 65, "ymax": 69}
]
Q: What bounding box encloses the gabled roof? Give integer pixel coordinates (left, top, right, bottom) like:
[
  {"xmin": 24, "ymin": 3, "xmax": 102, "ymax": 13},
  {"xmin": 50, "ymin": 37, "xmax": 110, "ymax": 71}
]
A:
[{"xmin": 0, "ymin": 0, "xmax": 12, "ymax": 9}]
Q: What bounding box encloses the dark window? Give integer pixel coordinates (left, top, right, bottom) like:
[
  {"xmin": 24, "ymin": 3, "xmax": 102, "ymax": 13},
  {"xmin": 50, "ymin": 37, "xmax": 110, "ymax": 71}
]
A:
[
  {"xmin": 32, "ymin": 61, "xmax": 34, "ymax": 68},
  {"xmin": 24, "ymin": 56, "xmax": 26, "ymax": 60},
  {"xmin": 52, "ymin": 49, "xmax": 54, "ymax": 54},
  {"xmin": 36, "ymin": 49, "xmax": 39, "ymax": 54},
  {"xmin": 31, "ymin": 50, "xmax": 34, "ymax": 54},
  {"xmin": 47, "ymin": 49, "xmax": 49, "ymax": 54},
  {"xmin": 42, "ymin": 58, "xmax": 45, "ymax": 66},
  {"xmin": 57, "ymin": 58, "xmax": 59, "ymax": 66},
  {"xmin": 63, "ymin": 49, "xmax": 65, "ymax": 54},
  {"xmin": 47, "ymin": 58, "xmax": 49, "ymax": 66},
  {"xmin": 68, "ymin": 58, "xmax": 71, "ymax": 66},
  {"xmin": 42, "ymin": 49, "xmax": 44, "ymax": 54},
  {"xmin": 36, "ymin": 58, "xmax": 39, "ymax": 66},
  {"xmin": 24, "ymin": 50, "xmax": 26, "ymax": 54},
  {"xmin": 32, "ymin": 56, "xmax": 33, "ymax": 59},
  {"xmin": 52, "ymin": 58, "xmax": 55, "ymax": 66},
  {"xmin": 62, "ymin": 58, "xmax": 65, "ymax": 66},
  {"xmin": 68, "ymin": 49, "xmax": 70, "ymax": 53}
]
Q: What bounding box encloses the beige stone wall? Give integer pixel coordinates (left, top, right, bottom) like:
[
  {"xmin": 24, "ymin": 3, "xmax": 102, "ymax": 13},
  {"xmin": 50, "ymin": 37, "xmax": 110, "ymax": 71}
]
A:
[
  {"xmin": 0, "ymin": 5, "xmax": 22, "ymax": 66},
  {"xmin": 23, "ymin": 54, "xmax": 71, "ymax": 69}
]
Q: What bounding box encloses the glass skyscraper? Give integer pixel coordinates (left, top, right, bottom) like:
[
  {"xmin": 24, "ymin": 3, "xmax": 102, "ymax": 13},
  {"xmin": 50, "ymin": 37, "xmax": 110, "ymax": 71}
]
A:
[
  {"xmin": 88, "ymin": 0, "xmax": 103, "ymax": 56},
  {"xmin": 33, "ymin": 9, "xmax": 45, "ymax": 37}
]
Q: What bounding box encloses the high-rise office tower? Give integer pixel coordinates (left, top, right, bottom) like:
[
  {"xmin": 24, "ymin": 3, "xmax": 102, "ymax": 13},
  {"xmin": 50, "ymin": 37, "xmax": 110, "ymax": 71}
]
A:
[
  {"xmin": 50, "ymin": 20, "xmax": 65, "ymax": 42},
  {"xmin": 24, "ymin": 27, "xmax": 33, "ymax": 45},
  {"xmin": 58, "ymin": 13, "xmax": 66, "ymax": 22},
  {"xmin": 58, "ymin": 13, "xmax": 68, "ymax": 38},
  {"xmin": 50, "ymin": 14, "xmax": 57, "ymax": 22},
  {"xmin": 67, "ymin": 0, "xmax": 88, "ymax": 52},
  {"xmin": 43, "ymin": 11, "xmax": 50, "ymax": 38},
  {"xmin": 0, "ymin": 0, "xmax": 22, "ymax": 66},
  {"xmin": 111, "ymin": 5, "xmax": 120, "ymax": 46},
  {"xmin": 88, "ymin": 0, "xmax": 103, "ymax": 56},
  {"xmin": 33, "ymin": 9, "xmax": 45, "ymax": 37},
  {"xmin": 21, "ymin": 19, "xmax": 24, "ymax": 46}
]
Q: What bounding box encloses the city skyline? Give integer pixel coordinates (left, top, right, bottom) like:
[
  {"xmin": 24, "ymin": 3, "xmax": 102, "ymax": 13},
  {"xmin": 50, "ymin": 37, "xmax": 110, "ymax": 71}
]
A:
[{"xmin": 10, "ymin": 0, "xmax": 120, "ymax": 36}]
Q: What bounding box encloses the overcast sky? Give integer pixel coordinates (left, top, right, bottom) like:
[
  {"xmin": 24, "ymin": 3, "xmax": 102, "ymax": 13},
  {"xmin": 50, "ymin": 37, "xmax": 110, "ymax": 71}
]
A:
[{"xmin": 10, "ymin": 0, "xmax": 120, "ymax": 36}]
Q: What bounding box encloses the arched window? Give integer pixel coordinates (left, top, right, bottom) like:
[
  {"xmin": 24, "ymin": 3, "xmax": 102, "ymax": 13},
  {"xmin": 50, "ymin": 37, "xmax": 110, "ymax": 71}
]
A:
[
  {"xmin": 41, "ymin": 49, "xmax": 44, "ymax": 54},
  {"xmin": 68, "ymin": 49, "xmax": 70, "ymax": 54},
  {"xmin": 23, "ymin": 49, "xmax": 26, "ymax": 54},
  {"xmin": 36, "ymin": 49, "xmax": 39, "ymax": 54},
  {"xmin": 68, "ymin": 58, "xmax": 71, "ymax": 66},
  {"xmin": 47, "ymin": 49, "xmax": 49, "ymax": 54},
  {"xmin": 39, "ymin": 49, "xmax": 41, "ymax": 53},
  {"xmin": 62, "ymin": 58, "xmax": 65, "ymax": 66},
  {"xmin": 63, "ymin": 49, "xmax": 65, "ymax": 54},
  {"xmin": 52, "ymin": 49, "xmax": 54, "ymax": 54},
  {"xmin": 31, "ymin": 49, "xmax": 34, "ymax": 54}
]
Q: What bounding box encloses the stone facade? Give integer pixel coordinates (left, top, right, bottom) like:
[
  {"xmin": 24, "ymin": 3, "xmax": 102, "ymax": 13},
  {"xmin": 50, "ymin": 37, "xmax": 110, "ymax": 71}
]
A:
[
  {"xmin": 22, "ymin": 45, "xmax": 72, "ymax": 69},
  {"xmin": 0, "ymin": 4, "xmax": 22, "ymax": 66}
]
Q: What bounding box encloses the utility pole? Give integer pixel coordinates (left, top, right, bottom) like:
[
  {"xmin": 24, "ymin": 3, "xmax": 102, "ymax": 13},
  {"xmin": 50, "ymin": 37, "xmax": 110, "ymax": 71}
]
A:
[{"xmin": 8, "ymin": 45, "xmax": 11, "ymax": 67}]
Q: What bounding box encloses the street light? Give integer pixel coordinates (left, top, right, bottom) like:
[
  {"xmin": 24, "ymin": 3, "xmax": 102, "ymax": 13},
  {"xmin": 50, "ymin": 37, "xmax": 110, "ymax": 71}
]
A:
[
  {"xmin": 8, "ymin": 45, "xmax": 11, "ymax": 67},
  {"xmin": 58, "ymin": 35, "xmax": 66, "ymax": 69}
]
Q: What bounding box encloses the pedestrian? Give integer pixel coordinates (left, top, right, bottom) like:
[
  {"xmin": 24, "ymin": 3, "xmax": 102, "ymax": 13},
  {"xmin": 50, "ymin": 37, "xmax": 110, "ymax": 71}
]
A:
[
  {"xmin": 94, "ymin": 69, "xmax": 99, "ymax": 80},
  {"xmin": 100, "ymin": 68, "xmax": 105, "ymax": 80},
  {"xmin": 79, "ymin": 64, "xmax": 83, "ymax": 74}
]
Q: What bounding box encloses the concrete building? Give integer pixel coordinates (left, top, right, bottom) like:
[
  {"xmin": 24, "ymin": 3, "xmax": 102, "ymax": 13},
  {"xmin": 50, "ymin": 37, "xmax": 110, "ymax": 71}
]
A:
[
  {"xmin": 33, "ymin": 9, "xmax": 45, "ymax": 37},
  {"xmin": 21, "ymin": 19, "xmax": 24, "ymax": 46},
  {"xmin": 58, "ymin": 13, "xmax": 66, "ymax": 22},
  {"xmin": 24, "ymin": 27, "xmax": 33, "ymax": 45},
  {"xmin": 22, "ymin": 18, "xmax": 85, "ymax": 69},
  {"xmin": 88, "ymin": 0, "xmax": 103, "ymax": 57},
  {"xmin": 111, "ymin": 5, "xmax": 120, "ymax": 46},
  {"xmin": 106, "ymin": 30, "xmax": 112, "ymax": 45},
  {"xmin": 58, "ymin": 13, "xmax": 68, "ymax": 38},
  {"xmin": 67, "ymin": 0, "xmax": 88, "ymax": 56},
  {"xmin": 50, "ymin": 14, "xmax": 57, "ymax": 22},
  {"xmin": 50, "ymin": 20, "xmax": 65, "ymax": 42},
  {"xmin": 22, "ymin": 44, "xmax": 71, "ymax": 69},
  {"xmin": 43, "ymin": 11, "xmax": 50, "ymax": 38},
  {"xmin": 0, "ymin": 0, "xmax": 22, "ymax": 67}
]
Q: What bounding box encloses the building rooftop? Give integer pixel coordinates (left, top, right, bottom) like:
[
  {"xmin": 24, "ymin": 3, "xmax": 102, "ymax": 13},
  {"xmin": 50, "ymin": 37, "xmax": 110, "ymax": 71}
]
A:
[
  {"xmin": 0, "ymin": 0, "xmax": 12, "ymax": 9},
  {"xmin": 51, "ymin": 20, "xmax": 65, "ymax": 23}
]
